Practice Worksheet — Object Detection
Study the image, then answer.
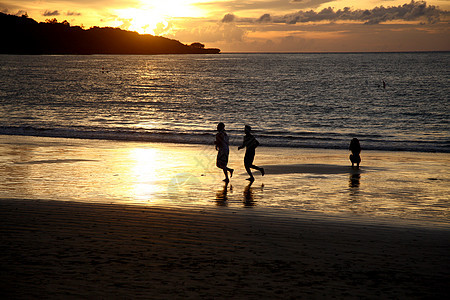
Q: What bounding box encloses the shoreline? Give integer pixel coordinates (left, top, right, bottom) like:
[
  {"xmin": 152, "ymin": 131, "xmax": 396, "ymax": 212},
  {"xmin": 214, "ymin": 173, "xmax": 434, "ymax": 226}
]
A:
[
  {"xmin": 1, "ymin": 198, "xmax": 449, "ymax": 298},
  {"xmin": 0, "ymin": 131, "xmax": 448, "ymax": 154}
]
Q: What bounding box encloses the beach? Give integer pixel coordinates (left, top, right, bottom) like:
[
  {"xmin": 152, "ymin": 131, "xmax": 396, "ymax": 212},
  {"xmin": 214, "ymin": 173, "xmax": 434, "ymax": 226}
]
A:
[
  {"xmin": 1, "ymin": 135, "xmax": 449, "ymax": 298},
  {"xmin": 1, "ymin": 199, "xmax": 449, "ymax": 299}
]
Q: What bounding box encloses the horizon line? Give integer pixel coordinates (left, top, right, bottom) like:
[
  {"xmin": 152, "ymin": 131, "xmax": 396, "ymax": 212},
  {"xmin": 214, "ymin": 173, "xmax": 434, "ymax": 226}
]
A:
[{"xmin": 220, "ymin": 50, "xmax": 450, "ymax": 54}]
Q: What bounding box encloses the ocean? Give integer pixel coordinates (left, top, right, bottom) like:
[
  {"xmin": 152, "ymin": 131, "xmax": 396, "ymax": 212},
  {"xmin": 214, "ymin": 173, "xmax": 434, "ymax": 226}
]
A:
[{"xmin": 0, "ymin": 52, "xmax": 448, "ymax": 153}]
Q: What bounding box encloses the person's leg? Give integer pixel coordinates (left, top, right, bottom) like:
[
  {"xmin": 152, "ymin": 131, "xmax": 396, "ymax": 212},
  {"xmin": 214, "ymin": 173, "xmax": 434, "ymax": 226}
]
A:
[
  {"xmin": 251, "ymin": 165, "xmax": 265, "ymax": 176},
  {"xmin": 227, "ymin": 167, "xmax": 234, "ymax": 177},
  {"xmin": 245, "ymin": 164, "xmax": 254, "ymax": 181},
  {"xmin": 222, "ymin": 168, "xmax": 229, "ymax": 182},
  {"xmin": 244, "ymin": 150, "xmax": 256, "ymax": 181}
]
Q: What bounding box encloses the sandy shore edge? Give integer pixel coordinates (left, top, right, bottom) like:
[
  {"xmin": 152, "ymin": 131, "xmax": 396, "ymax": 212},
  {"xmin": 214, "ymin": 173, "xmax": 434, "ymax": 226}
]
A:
[{"xmin": 1, "ymin": 198, "xmax": 449, "ymax": 299}]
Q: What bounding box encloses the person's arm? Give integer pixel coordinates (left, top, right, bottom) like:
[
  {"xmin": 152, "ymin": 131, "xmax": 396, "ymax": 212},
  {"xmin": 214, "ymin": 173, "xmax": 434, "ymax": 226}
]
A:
[
  {"xmin": 238, "ymin": 136, "xmax": 247, "ymax": 150},
  {"xmin": 215, "ymin": 133, "xmax": 222, "ymax": 150}
]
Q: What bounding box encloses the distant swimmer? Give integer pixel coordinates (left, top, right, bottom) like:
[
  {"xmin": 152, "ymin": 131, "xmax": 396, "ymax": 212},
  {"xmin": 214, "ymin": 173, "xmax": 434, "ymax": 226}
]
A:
[
  {"xmin": 215, "ymin": 122, "xmax": 234, "ymax": 183},
  {"xmin": 349, "ymin": 138, "xmax": 361, "ymax": 168},
  {"xmin": 383, "ymin": 80, "xmax": 386, "ymax": 89},
  {"xmin": 238, "ymin": 125, "xmax": 264, "ymax": 182}
]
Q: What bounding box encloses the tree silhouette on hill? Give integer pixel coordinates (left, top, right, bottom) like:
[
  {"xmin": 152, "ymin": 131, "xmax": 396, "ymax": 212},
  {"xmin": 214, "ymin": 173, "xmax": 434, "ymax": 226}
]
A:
[{"xmin": 0, "ymin": 13, "xmax": 220, "ymax": 55}]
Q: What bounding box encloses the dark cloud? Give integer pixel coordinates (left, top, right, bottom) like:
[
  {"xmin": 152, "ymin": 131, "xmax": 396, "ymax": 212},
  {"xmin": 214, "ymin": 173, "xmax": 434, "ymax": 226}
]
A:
[
  {"xmin": 257, "ymin": 14, "xmax": 272, "ymax": 23},
  {"xmin": 202, "ymin": 0, "xmax": 335, "ymax": 13},
  {"xmin": 67, "ymin": 11, "xmax": 81, "ymax": 16},
  {"xmin": 222, "ymin": 13, "xmax": 235, "ymax": 23},
  {"xmin": 43, "ymin": 10, "xmax": 60, "ymax": 17},
  {"xmin": 16, "ymin": 10, "xmax": 28, "ymax": 16},
  {"xmin": 266, "ymin": 1, "xmax": 448, "ymax": 25}
]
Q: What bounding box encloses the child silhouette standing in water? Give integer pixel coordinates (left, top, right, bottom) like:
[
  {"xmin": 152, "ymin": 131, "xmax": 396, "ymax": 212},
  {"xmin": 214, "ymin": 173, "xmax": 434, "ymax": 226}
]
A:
[
  {"xmin": 238, "ymin": 125, "xmax": 264, "ymax": 182},
  {"xmin": 215, "ymin": 122, "xmax": 233, "ymax": 182},
  {"xmin": 349, "ymin": 138, "xmax": 361, "ymax": 168}
]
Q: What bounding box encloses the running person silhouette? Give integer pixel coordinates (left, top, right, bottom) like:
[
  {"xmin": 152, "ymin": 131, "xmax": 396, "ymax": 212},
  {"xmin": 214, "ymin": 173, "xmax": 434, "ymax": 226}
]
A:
[
  {"xmin": 238, "ymin": 125, "xmax": 264, "ymax": 182},
  {"xmin": 215, "ymin": 122, "xmax": 234, "ymax": 182}
]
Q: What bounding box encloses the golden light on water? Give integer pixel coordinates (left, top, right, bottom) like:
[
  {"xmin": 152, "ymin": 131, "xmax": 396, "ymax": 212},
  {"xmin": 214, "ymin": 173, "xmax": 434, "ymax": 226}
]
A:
[
  {"xmin": 129, "ymin": 147, "xmax": 163, "ymax": 202},
  {"xmin": 126, "ymin": 145, "xmax": 213, "ymax": 205}
]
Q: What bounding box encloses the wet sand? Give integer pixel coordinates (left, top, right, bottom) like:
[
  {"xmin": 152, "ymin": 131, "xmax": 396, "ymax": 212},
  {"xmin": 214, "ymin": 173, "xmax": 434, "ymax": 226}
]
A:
[
  {"xmin": 1, "ymin": 135, "xmax": 449, "ymax": 223},
  {"xmin": 1, "ymin": 135, "xmax": 449, "ymax": 298},
  {"xmin": 1, "ymin": 199, "xmax": 449, "ymax": 299}
]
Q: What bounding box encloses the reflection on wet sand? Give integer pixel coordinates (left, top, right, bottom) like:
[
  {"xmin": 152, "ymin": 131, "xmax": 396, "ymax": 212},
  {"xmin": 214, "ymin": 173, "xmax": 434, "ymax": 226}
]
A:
[
  {"xmin": 348, "ymin": 173, "xmax": 361, "ymax": 200},
  {"xmin": 215, "ymin": 182, "xmax": 230, "ymax": 206},
  {"xmin": 349, "ymin": 173, "xmax": 361, "ymax": 189},
  {"xmin": 243, "ymin": 182, "xmax": 265, "ymax": 207},
  {"xmin": 243, "ymin": 181, "xmax": 255, "ymax": 207}
]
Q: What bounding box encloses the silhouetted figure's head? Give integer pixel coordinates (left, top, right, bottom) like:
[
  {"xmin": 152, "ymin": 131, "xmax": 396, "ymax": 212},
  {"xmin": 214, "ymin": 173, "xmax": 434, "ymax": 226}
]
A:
[
  {"xmin": 350, "ymin": 138, "xmax": 360, "ymax": 151},
  {"xmin": 217, "ymin": 122, "xmax": 225, "ymax": 132},
  {"xmin": 245, "ymin": 125, "xmax": 251, "ymax": 134}
]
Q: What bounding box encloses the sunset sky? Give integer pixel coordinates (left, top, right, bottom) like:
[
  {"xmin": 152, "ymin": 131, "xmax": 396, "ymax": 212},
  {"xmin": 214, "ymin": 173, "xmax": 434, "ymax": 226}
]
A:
[{"xmin": 2, "ymin": 1, "xmax": 449, "ymax": 52}]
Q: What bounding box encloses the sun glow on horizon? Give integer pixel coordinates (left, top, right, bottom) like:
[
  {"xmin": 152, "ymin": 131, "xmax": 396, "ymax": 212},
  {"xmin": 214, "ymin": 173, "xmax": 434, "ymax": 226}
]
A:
[
  {"xmin": 114, "ymin": 8, "xmax": 168, "ymax": 35},
  {"xmin": 114, "ymin": 0, "xmax": 204, "ymax": 35}
]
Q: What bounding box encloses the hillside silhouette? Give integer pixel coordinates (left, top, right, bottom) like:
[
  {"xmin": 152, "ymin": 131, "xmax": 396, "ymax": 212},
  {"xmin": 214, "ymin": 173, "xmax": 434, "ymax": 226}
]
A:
[{"xmin": 0, "ymin": 13, "xmax": 220, "ymax": 55}]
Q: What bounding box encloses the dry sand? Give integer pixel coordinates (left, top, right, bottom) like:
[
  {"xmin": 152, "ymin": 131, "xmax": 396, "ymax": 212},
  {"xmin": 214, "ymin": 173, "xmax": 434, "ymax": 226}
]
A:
[{"xmin": 1, "ymin": 199, "xmax": 449, "ymax": 299}]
